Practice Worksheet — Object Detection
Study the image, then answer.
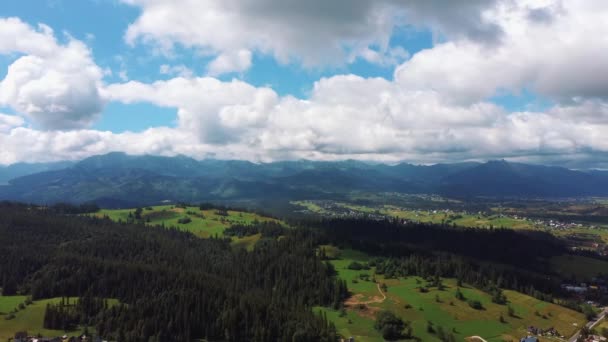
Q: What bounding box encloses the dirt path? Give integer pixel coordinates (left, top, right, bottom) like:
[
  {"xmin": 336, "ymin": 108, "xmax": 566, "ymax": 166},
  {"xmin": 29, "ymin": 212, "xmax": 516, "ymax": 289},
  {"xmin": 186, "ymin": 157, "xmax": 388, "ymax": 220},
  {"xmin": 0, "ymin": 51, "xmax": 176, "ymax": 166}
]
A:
[
  {"xmin": 467, "ymin": 336, "xmax": 488, "ymax": 342},
  {"xmin": 345, "ymin": 283, "xmax": 387, "ymax": 305}
]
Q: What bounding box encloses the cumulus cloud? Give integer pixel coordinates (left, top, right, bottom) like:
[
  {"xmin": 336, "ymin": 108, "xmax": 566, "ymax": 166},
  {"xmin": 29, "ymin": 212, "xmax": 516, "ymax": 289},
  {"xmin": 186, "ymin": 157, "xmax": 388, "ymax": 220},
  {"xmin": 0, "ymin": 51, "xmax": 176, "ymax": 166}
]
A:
[
  {"xmin": 394, "ymin": 1, "xmax": 608, "ymax": 104},
  {"xmin": 105, "ymin": 77, "xmax": 277, "ymax": 144},
  {"xmin": 0, "ymin": 113, "xmax": 24, "ymax": 132},
  {"xmin": 0, "ymin": 17, "xmax": 105, "ymax": 130},
  {"xmin": 99, "ymin": 71, "xmax": 608, "ymax": 167},
  {"xmin": 355, "ymin": 46, "xmax": 409, "ymax": 67},
  {"xmin": 121, "ymin": 0, "xmax": 501, "ymax": 70},
  {"xmin": 207, "ymin": 50, "xmax": 252, "ymax": 76}
]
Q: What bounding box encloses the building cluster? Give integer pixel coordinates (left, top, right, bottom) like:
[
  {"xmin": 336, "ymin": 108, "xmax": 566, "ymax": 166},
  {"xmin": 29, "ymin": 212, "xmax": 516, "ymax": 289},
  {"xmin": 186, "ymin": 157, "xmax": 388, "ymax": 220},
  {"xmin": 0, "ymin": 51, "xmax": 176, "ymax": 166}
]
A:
[
  {"xmin": 11, "ymin": 333, "xmax": 106, "ymax": 342},
  {"xmin": 562, "ymin": 277, "xmax": 608, "ymax": 296},
  {"xmin": 520, "ymin": 336, "xmax": 539, "ymax": 342},
  {"xmin": 526, "ymin": 325, "xmax": 562, "ymax": 338}
]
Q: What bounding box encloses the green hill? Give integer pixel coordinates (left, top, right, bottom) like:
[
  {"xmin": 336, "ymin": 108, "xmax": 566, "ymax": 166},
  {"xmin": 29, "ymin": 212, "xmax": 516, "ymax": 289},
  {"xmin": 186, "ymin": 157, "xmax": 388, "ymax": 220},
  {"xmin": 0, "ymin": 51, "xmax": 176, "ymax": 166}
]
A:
[
  {"xmin": 318, "ymin": 248, "xmax": 586, "ymax": 342},
  {"xmin": 96, "ymin": 205, "xmax": 284, "ymax": 249}
]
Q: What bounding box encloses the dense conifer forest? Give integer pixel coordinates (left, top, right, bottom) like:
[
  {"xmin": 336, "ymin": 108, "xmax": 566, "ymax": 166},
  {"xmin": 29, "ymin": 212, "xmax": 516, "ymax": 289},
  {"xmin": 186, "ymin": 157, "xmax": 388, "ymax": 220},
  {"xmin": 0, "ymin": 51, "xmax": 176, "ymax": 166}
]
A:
[{"xmin": 0, "ymin": 203, "xmax": 346, "ymax": 341}]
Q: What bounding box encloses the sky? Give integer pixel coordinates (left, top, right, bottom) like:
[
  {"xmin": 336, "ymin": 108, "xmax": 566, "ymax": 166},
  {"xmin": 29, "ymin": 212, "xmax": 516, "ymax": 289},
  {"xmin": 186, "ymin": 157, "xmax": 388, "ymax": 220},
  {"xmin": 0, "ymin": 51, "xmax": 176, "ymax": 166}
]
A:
[{"xmin": 0, "ymin": 0, "xmax": 607, "ymax": 168}]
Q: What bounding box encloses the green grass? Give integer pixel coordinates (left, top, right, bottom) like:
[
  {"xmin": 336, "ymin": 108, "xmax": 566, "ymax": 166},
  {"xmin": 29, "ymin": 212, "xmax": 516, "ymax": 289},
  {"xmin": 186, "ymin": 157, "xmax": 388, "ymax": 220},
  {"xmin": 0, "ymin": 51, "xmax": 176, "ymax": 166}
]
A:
[
  {"xmin": 550, "ymin": 255, "xmax": 608, "ymax": 280},
  {"xmin": 0, "ymin": 296, "xmax": 119, "ymax": 340},
  {"xmin": 96, "ymin": 205, "xmax": 283, "ymax": 250},
  {"xmin": 595, "ymin": 318, "xmax": 608, "ymax": 334},
  {"xmin": 0, "ymin": 295, "xmax": 27, "ymax": 314},
  {"xmin": 319, "ymin": 245, "xmax": 342, "ymax": 259},
  {"xmin": 291, "ymin": 200, "xmax": 328, "ymax": 215},
  {"xmin": 321, "ymin": 247, "xmax": 586, "ymax": 342},
  {"xmin": 384, "ymin": 206, "xmax": 537, "ymax": 230},
  {"xmin": 293, "ymin": 201, "xmax": 539, "ymax": 230}
]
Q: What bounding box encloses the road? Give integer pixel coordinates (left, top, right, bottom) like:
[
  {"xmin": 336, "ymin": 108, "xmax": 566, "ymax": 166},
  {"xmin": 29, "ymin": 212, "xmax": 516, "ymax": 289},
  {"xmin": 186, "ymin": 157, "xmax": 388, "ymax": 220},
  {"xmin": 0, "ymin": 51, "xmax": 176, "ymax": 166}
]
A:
[
  {"xmin": 345, "ymin": 283, "xmax": 387, "ymax": 305},
  {"xmin": 569, "ymin": 308, "xmax": 607, "ymax": 342}
]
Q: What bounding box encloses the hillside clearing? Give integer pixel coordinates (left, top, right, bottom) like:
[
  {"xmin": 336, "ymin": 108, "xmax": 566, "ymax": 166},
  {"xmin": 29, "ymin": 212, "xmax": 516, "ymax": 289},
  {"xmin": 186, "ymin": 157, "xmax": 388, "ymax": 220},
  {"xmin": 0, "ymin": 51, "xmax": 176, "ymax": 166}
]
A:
[
  {"xmin": 0, "ymin": 296, "xmax": 119, "ymax": 340},
  {"xmin": 95, "ymin": 205, "xmax": 283, "ymax": 250},
  {"xmin": 320, "ymin": 248, "xmax": 586, "ymax": 342}
]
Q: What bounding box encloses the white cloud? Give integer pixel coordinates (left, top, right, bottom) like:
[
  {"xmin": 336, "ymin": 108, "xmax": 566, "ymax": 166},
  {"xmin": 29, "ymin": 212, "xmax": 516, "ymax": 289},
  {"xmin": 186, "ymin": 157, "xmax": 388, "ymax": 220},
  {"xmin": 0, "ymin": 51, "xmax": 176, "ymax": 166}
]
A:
[
  {"xmin": 0, "ymin": 17, "xmax": 105, "ymax": 130},
  {"xmin": 355, "ymin": 46, "xmax": 409, "ymax": 67},
  {"xmin": 0, "ymin": 113, "xmax": 24, "ymax": 132},
  {"xmin": 121, "ymin": 0, "xmax": 501, "ymax": 70},
  {"xmin": 105, "ymin": 77, "xmax": 277, "ymax": 144},
  {"xmin": 99, "ymin": 72, "xmax": 608, "ymax": 166},
  {"xmin": 394, "ymin": 1, "xmax": 608, "ymax": 104},
  {"xmin": 159, "ymin": 64, "xmax": 194, "ymax": 78},
  {"xmin": 207, "ymin": 50, "xmax": 252, "ymax": 76}
]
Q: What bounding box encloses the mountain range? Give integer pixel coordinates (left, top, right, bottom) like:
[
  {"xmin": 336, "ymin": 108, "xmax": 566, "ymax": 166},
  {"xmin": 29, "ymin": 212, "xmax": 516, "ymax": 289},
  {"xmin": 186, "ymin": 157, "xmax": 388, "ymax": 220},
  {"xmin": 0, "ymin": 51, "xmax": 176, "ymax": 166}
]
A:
[{"xmin": 1, "ymin": 152, "xmax": 607, "ymax": 207}]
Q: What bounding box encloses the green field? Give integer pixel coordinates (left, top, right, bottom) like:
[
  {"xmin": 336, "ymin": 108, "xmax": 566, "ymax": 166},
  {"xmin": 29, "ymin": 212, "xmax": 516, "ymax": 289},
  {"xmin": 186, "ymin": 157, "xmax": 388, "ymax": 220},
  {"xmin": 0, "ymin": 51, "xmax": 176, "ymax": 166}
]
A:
[
  {"xmin": 595, "ymin": 318, "xmax": 608, "ymax": 334},
  {"xmin": 96, "ymin": 205, "xmax": 283, "ymax": 250},
  {"xmin": 319, "ymin": 248, "xmax": 586, "ymax": 342},
  {"xmin": 293, "ymin": 201, "xmax": 540, "ymax": 230},
  {"xmin": 385, "ymin": 206, "xmax": 537, "ymax": 230},
  {"xmin": 0, "ymin": 296, "xmax": 118, "ymax": 340}
]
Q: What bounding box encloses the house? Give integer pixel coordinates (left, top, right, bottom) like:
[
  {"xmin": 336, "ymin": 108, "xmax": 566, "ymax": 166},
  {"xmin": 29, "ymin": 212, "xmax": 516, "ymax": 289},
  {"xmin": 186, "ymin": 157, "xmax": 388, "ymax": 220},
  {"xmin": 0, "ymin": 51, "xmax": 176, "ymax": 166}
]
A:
[
  {"xmin": 520, "ymin": 337, "xmax": 538, "ymax": 342},
  {"xmin": 33, "ymin": 338, "xmax": 61, "ymax": 342},
  {"xmin": 13, "ymin": 332, "xmax": 28, "ymax": 342}
]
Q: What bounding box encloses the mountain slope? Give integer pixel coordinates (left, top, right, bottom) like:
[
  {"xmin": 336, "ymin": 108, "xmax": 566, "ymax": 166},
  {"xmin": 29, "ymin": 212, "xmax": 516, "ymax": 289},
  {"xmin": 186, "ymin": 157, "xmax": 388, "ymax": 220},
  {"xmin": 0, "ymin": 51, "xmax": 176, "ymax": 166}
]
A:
[
  {"xmin": 0, "ymin": 153, "xmax": 607, "ymax": 205},
  {"xmin": 0, "ymin": 160, "xmax": 75, "ymax": 185},
  {"xmin": 440, "ymin": 160, "xmax": 608, "ymax": 197}
]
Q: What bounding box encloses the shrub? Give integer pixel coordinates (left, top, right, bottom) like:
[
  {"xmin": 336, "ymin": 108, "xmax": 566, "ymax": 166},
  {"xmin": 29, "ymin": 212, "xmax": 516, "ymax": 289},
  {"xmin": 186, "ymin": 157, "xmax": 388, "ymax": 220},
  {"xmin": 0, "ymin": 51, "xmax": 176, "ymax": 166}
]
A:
[
  {"xmin": 374, "ymin": 310, "xmax": 406, "ymax": 340},
  {"xmin": 177, "ymin": 217, "xmax": 192, "ymax": 224},
  {"xmin": 467, "ymin": 300, "xmax": 483, "ymax": 310},
  {"xmin": 455, "ymin": 287, "xmax": 465, "ymax": 300},
  {"xmin": 347, "ymin": 261, "xmax": 369, "ymax": 270}
]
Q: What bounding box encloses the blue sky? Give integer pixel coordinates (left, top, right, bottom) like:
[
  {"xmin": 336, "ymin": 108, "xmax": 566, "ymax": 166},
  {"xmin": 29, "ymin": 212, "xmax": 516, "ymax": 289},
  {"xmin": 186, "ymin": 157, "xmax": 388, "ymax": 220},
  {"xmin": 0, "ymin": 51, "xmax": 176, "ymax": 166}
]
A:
[
  {"xmin": 0, "ymin": 1, "xmax": 607, "ymax": 167},
  {"xmin": 0, "ymin": 0, "xmax": 438, "ymax": 132}
]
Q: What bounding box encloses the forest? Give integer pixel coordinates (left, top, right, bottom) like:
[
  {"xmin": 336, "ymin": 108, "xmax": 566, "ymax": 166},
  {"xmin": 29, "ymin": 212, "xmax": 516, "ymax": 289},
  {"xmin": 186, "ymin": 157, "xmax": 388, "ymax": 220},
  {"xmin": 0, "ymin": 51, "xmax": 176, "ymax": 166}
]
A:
[
  {"xmin": 0, "ymin": 202, "xmax": 346, "ymax": 341},
  {"xmin": 1, "ymin": 202, "xmax": 606, "ymax": 341}
]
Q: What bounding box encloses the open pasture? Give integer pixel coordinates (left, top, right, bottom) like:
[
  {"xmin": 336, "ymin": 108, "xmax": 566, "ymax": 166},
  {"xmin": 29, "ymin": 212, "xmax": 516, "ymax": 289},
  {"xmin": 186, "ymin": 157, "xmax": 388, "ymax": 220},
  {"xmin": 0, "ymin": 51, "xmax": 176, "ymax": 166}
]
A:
[
  {"xmin": 96, "ymin": 205, "xmax": 283, "ymax": 249},
  {"xmin": 320, "ymin": 248, "xmax": 586, "ymax": 342},
  {"xmin": 0, "ymin": 296, "xmax": 118, "ymax": 340}
]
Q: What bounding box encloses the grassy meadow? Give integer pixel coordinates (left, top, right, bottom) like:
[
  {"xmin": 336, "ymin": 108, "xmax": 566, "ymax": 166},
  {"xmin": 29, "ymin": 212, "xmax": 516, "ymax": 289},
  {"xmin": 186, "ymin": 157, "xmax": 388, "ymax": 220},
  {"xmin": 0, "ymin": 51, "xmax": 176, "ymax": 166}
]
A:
[
  {"xmin": 293, "ymin": 200, "xmax": 540, "ymax": 230},
  {"xmin": 595, "ymin": 318, "xmax": 608, "ymax": 334},
  {"xmin": 0, "ymin": 296, "xmax": 118, "ymax": 340},
  {"xmin": 96, "ymin": 205, "xmax": 283, "ymax": 250},
  {"xmin": 319, "ymin": 248, "xmax": 586, "ymax": 342}
]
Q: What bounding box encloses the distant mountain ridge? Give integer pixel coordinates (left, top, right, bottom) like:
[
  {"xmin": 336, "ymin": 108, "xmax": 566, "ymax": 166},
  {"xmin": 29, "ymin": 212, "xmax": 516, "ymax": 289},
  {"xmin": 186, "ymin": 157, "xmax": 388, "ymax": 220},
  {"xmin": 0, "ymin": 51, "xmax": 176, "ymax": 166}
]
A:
[
  {"xmin": 1, "ymin": 152, "xmax": 607, "ymax": 206},
  {"xmin": 0, "ymin": 160, "xmax": 75, "ymax": 185}
]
